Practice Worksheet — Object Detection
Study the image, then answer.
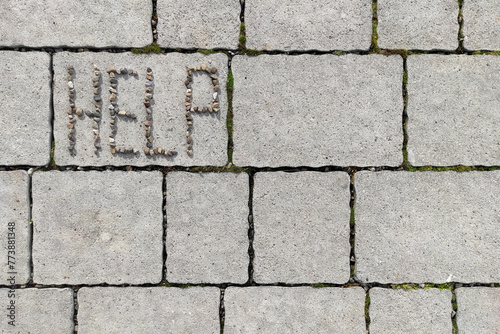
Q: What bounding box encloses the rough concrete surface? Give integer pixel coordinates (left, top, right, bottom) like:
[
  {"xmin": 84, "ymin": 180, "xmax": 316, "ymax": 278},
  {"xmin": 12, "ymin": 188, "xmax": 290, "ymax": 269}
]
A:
[
  {"xmin": 369, "ymin": 288, "xmax": 453, "ymax": 334},
  {"xmin": 78, "ymin": 287, "xmax": 220, "ymax": 334},
  {"xmin": 456, "ymin": 287, "xmax": 500, "ymax": 334},
  {"xmin": 53, "ymin": 52, "xmax": 228, "ymax": 166},
  {"xmin": 0, "ymin": 52, "xmax": 51, "ymax": 166},
  {"xmin": 0, "ymin": 171, "xmax": 30, "ymax": 284},
  {"xmin": 0, "ymin": 288, "xmax": 73, "ymax": 333},
  {"xmin": 377, "ymin": 0, "xmax": 459, "ymax": 50},
  {"xmin": 463, "ymin": 0, "xmax": 500, "ymax": 50},
  {"xmin": 232, "ymin": 54, "xmax": 403, "ymax": 167},
  {"xmin": 166, "ymin": 172, "xmax": 249, "ymax": 283},
  {"xmin": 224, "ymin": 287, "xmax": 366, "ymax": 333},
  {"xmin": 31, "ymin": 171, "xmax": 163, "ymax": 284},
  {"xmin": 407, "ymin": 55, "xmax": 500, "ymax": 166},
  {"xmin": 0, "ymin": 0, "xmax": 152, "ymax": 47},
  {"xmin": 157, "ymin": 0, "xmax": 241, "ymax": 49},
  {"xmin": 355, "ymin": 171, "xmax": 500, "ymax": 283},
  {"xmin": 253, "ymin": 171, "xmax": 351, "ymax": 283},
  {"xmin": 245, "ymin": 0, "xmax": 372, "ymax": 51}
]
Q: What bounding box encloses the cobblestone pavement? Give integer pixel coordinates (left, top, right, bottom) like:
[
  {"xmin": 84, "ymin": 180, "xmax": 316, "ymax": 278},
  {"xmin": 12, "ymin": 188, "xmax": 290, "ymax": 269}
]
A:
[{"xmin": 0, "ymin": 0, "xmax": 499, "ymax": 333}]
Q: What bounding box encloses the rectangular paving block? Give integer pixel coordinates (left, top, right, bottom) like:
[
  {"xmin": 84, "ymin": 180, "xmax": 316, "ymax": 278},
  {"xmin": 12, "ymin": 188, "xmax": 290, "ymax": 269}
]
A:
[
  {"xmin": 0, "ymin": 171, "xmax": 30, "ymax": 284},
  {"xmin": 0, "ymin": 0, "xmax": 152, "ymax": 47},
  {"xmin": 369, "ymin": 288, "xmax": 452, "ymax": 333},
  {"xmin": 53, "ymin": 52, "xmax": 228, "ymax": 166},
  {"xmin": 32, "ymin": 171, "xmax": 163, "ymax": 285},
  {"xmin": 166, "ymin": 172, "xmax": 249, "ymax": 283},
  {"xmin": 407, "ymin": 55, "xmax": 500, "ymax": 166},
  {"xmin": 253, "ymin": 171, "xmax": 351, "ymax": 283},
  {"xmin": 456, "ymin": 287, "xmax": 500, "ymax": 334},
  {"xmin": 463, "ymin": 0, "xmax": 500, "ymax": 50},
  {"xmin": 355, "ymin": 171, "xmax": 500, "ymax": 283},
  {"xmin": 232, "ymin": 54, "xmax": 403, "ymax": 167},
  {"xmin": 157, "ymin": 0, "xmax": 240, "ymax": 49},
  {"xmin": 377, "ymin": 0, "xmax": 458, "ymax": 50},
  {"xmin": 78, "ymin": 287, "xmax": 220, "ymax": 333},
  {"xmin": 0, "ymin": 52, "xmax": 51, "ymax": 166},
  {"xmin": 245, "ymin": 0, "xmax": 372, "ymax": 51},
  {"xmin": 224, "ymin": 287, "xmax": 366, "ymax": 333},
  {"xmin": 0, "ymin": 288, "xmax": 73, "ymax": 333}
]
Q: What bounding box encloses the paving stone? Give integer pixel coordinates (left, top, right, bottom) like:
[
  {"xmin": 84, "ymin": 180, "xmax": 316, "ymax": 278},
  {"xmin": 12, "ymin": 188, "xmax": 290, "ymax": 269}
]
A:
[
  {"xmin": 0, "ymin": 52, "xmax": 51, "ymax": 166},
  {"xmin": 0, "ymin": 171, "xmax": 30, "ymax": 285},
  {"xmin": 456, "ymin": 287, "xmax": 500, "ymax": 334},
  {"xmin": 407, "ymin": 55, "xmax": 500, "ymax": 166},
  {"xmin": 53, "ymin": 52, "xmax": 228, "ymax": 166},
  {"xmin": 232, "ymin": 54, "xmax": 403, "ymax": 167},
  {"xmin": 157, "ymin": 0, "xmax": 240, "ymax": 49},
  {"xmin": 369, "ymin": 288, "xmax": 452, "ymax": 333},
  {"xmin": 224, "ymin": 287, "xmax": 365, "ymax": 333},
  {"xmin": 463, "ymin": 0, "xmax": 500, "ymax": 50},
  {"xmin": 245, "ymin": 0, "xmax": 372, "ymax": 51},
  {"xmin": 0, "ymin": 288, "xmax": 73, "ymax": 333},
  {"xmin": 355, "ymin": 171, "xmax": 500, "ymax": 283},
  {"xmin": 0, "ymin": 0, "xmax": 151, "ymax": 47},
  {"xmin": 32, "ymin": 171, "xmax": 163, "ymax": 284},
  {"xmin": 166, "ymin": 172, "xmax": 249, "ymax": 283},
  {"xmin": 253, "ymin": 171, "xmax": 351, "ymax": 283},
  {"xmin": 78, "ymin": 287, "xmax": 220, "ymax": 333},
  {"xmin": 377, "ymin": 0, "xmax": 458, "ymax": 50}
]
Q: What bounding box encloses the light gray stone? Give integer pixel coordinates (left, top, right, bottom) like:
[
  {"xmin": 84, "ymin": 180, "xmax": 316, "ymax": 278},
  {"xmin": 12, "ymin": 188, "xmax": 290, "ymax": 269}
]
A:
[
  {"xmin": 0, "ymin": 288, "xmax": 73, "ymax": 333},
  {"xmin": 224, "ymin": 287, "xmax": 365, "ymax": 333},
  {"xmin": 463, "ymin": 0, "xmax": 500, "ymax": 50},
  {"xmin": 166, "ymin": 172, "xmax": 249, "ymax": 283},
  {"xmin": 232, "ymin": 54, "xmax": 403, "ymax": 167},
  {"xmin": 355, "ymin": 171, "xmax": 500, "ymax": 283},
  {"xmin": 456, "ymin": 287, "xmax": 500, "ymax": 334},
  {"xmin": 157, "ymin": 0, "xmax": 240, "ymax": 49},
  {"xmin": 245, "ymin": 0, "xmax": 372, "ymax": 51},
  {"xmin": 53, "ymin": 52, "xmax": 228, "ymax": 166},
  {"xmin": 32, "ymin": 171, "xmax": 163, "ymax": 284},
  {"xmin": 0, "ymin": 0, "xmax": 152, "ymax": 47},
  {"xmin": 369, "ymin": 288, "xmax": 452, "ymax": 334},
  {"xmin": 78, "ymin": 287, "xmax": 220, "ymax": 334},
  {"xmin": 377, "ymin": 0, "xmax": 458, "ymax": 50},
  {"xmin": 0, "ymin": 171, "xmax": 30, "ymax": 284},
  {"xmin": 407, "ymin": 55, "xmax": 500, "ymax": 166},
  {"xmin": 253, "ymin": 172, "xmax": 351, "ymax": 283},
  {"xmin": 0, "ymin": 52, "xmax": 51, "ymax": 166}
]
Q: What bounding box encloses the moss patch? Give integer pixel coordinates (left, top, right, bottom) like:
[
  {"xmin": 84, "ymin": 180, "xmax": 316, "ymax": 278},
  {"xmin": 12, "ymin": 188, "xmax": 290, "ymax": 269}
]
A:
[
  {"xmin": 131, "ymin": 42, "xmax": 163, "ymax": 54},
  {"xmin": 238, "ymin": 23, "xmax": 246, "ymax": 51}
]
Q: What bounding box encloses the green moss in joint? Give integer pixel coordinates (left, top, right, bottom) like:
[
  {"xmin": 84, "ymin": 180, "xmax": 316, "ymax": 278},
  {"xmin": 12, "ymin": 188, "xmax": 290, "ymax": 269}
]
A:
[
  {"xmin": 238, "ymin": 23, "xmax": 246, "ymax": 51},
  {"xmin": 370, "ymin": 1, "xmax": 380, "ymax": 53},
  {"xmin": 197, "ymin": 49, "xmax": 218, "ymax": 55},
  {"xmin": 131, "ymin": 42, "xmax": 163, "ymax": 54},
  {"xmin": 246, "ymin": 49, "xmax": 265, "ymax": 56}
]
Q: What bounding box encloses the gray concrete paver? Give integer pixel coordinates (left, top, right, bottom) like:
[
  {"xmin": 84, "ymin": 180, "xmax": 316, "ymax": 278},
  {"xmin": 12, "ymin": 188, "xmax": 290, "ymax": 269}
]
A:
[
  {"xmin": 232, "ymin": 54, "xmax": 403, "ymax": 167},
  {"xmin": 377, "ymin": 0, "xmax": 458, "ymax": 50},
  {"xmin": 456, "ymin": 287, "xmax": 500, "ymax": 334},
  {"xmin": 245, "ymin": 0, "xmax": 372, "ymax": 51},
  {"xmin": 253, "ymin": 171, "xmax": 351, "ymax": 283},
  {"xmin": 0, "ymin": 52, "xmax": 51, "ymax": 166},
  {"xmin": 78, "ymin": 287, "xmax": 220, "ymax": 334},
  {"xmin": 369, "ymin": 288, "xmax": 452, "ymax": 334},
  {"xmin": 0, "ymin": 0, "xmax": 152, "ymax": 47},
  {"xmin": 166, "ymin": 172, "xmax": 249, "ymax": 283},
  {"xmin": 32, "ymin": 171, "xmax": 163, "ymax": 285},
  {"xmin": 407, "ymin": 55, "xmax": 500, "ymax": 166},
  {"xmin": 355, "ymin": 171, "xmax": 500, "ymax": 283},
  {"xmin": 224, "ymin": 287, "xmax": 366, "ymax": 333},
  {"xmin": 463, "ymin": 0, "xmax": 500, "ymax": 50}
]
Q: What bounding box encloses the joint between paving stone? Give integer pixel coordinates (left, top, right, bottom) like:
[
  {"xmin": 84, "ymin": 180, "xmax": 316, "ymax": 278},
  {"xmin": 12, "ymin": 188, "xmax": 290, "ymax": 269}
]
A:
[
  {"xmin": 72, "ymin": 288, "xmax": 79, "ymax": 333},
  {"xmin": 457, "ymin": 0, "xmax": 465, "ymax": 53},
  {"xmin": 162, "ymin": 172, "xmax": 168, "ymax": 283},
  {"xmin": 365, "ymin": 289, "xmax": 371, "ymax": 333},
  {"xmin": 349, "ymin": 172, "xmax": 357, "ymax": 283},
  {"xmin": 246, "ymin": 170, "xmax": 255, "ymax": 285},
  {"xmin": 219, "ymin": 288, "xmax": 225, "ymax": 334},
  {"xmin": 451, "ymin": 287, "xmax": 458, "ymax": 334}
]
